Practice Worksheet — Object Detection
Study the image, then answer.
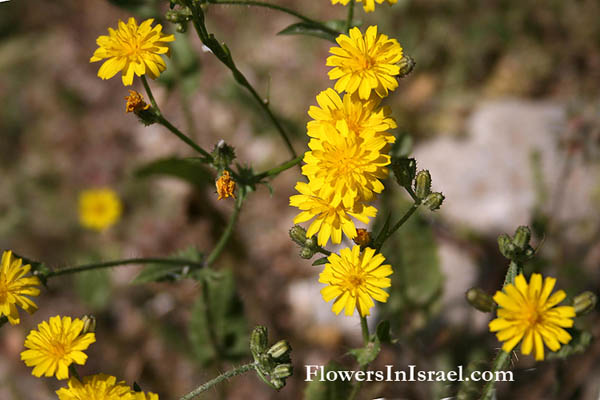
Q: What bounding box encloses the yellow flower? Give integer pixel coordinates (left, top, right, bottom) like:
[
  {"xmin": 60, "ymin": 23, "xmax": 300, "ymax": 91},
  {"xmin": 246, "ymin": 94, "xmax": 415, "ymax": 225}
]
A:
[
  {"xmin": 307, "ymin": 88, "xmax": 397, "ymax": 143},
  {"xmin": 331, "ymin": 0, "xmax": 398, "ymax": 13},
  {"xmin": 327, "ymin": 26, "xmax": 403, "ymax": 100},
  {"xmin": 302, "ymin": 121, "xmax": 390, "ymax": 207},
  {"xmin": 290, "ymin": 182, "xmax": 377, "ymax": 246},
  {"xmin": 489, "ymin": 273, "xmax": 576, "ymax": 361},
  {"xmin": 21, "ymin": 315, "xmax": 96, "ymax": 380},
  {"xmin": 0, "ymin": 250, "xmax": 40, "ymax": 325},
  {"xmin": 216, "ymin": 170, "xmax": 236, "ymax": 200},
  {"xmin": 78, "ymin": 188, "xmax": 122, "ymax": 231},
  {"xmin": 319, "ymin": 246, "xmax": 392, "ymax": 316},
  {"xmin": 56, "ymin": 374, "xmax": 133, "ymax": 400},
  {"xmin": 134, "ymin": 392, "xmax": 159, "ymax": 400},
  {"xmin": 124, "ymin": 90, "xmax": 150, "ymax": 113},
  {"xmin": 90, "ymin": 18, "xmax": 175, "ymax": 86}
]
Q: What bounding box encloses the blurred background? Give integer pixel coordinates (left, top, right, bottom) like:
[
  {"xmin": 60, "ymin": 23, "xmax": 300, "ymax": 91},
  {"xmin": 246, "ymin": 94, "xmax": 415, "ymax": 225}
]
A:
[{"xmin": 0, "ymin": 0, "xmax": 599, "ymax": 399}]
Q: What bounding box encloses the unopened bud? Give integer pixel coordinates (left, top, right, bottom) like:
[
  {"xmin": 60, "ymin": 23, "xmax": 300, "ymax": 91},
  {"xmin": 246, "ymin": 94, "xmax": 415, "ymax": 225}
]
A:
[
  {"xmin": 304, "ymin": 237, "xmax": 317, "ymax": 250},
  {"xmin": 573, "ymin": 291, "xmax": 597, "ymax": 316},
  {"xmin": 398, "ymin": 55, "xmax": 416, "ymax": 78},
  {"xmin": 299, "ymin": 247, "xmax": 315, "ymax": 259},
  {"xmin": 267, "ymin": 340, "xmax": 291, "ymax": 360},
  {"xmin": 211, "ymin": 140, "xmax": 236, "ymax": 169},
  {"xmin": 466, "ymin": 288, "xmax": 495, "ymax": 313},
  {"xmin": 498, "ymin": 234, "xmax": 517, "ymax": 259},
  {"xmin": 270, "ymin": 378, "xmax": 285, "ymax": 390},
  {"xmin": 250, "ymin": 326, "xmax": 269, "ymax": 357},
  {"xmin": 81, "ymin": 315, "xmax": 96, "ymax": 334},
  {"xmin": 424, "ymin": 192, "xmax": 445, "ymax": 211},
  {"xmin": 289, "ymin": 225, "xmax": 307, "ymax": 247},
  {"xmin": 513, "ymin": 226, "xmax": 531, "ymax": 250},
  {"xmin": 414, "ymin": 170, "xmax": 432, "ymax": 200},
  {"xmin": 391, "ymin": 158, "xmax": 416, "ymax": 188},
  {"xmin": 272, "ymin": 363, "xmax": 293, "ymax": 380}
]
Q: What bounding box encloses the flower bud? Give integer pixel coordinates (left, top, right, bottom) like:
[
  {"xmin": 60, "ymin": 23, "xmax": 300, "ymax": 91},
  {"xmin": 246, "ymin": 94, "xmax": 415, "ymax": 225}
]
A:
[
  {"xmin": 304, "ymin": 237, "xmax": 317, "ymax": 250},
  {"xmin": 497, "ymin": 233, "xmax": 517, "ymax": 259},
  {"xmin": 513, "ymin": 226, "xmax": 531, "ymax": 250},
  {"xmin": 466, "ymin": 288, "xmax": 495, "ymax": 313},
  {"xmin": 414, "ymin": 170, "xmax": 432, "ymax": 200},
  {"xmin": 424, "ymin": 192, "xmax": 445, "ymax": 211},
  {"xmin": 211, "ymin": 140, "xmax": 236, "ymax": 169},
  {"xmin": 272, "ymin": 363, "xmax": 293, "ymax": 380},
  {"xmin": 299, "ymin": 247, "xmax": 315, "ymax": 259},
  {"xmin": 270, "ymin": 378, "xmax": 285, "ymax": 390},
  {"xmin": 391, "ymin": 158, "xmax": 416, "ymax": 188},
  {"xmin": 573, "ymin": 291, "xmax": 597, "ymax": 316},
  {"xmin": 81, "ymin": 315, "xmax": 96, "ymax": 334},
  {"xmin": 250, "ymin": 326, "xmax": 269, "ymax": 357},
  {"xmin": 267, "ymin": 340, "xmax": 291, "ymax": 360},
  {"xmin": 289, "ymin": 225, "xmax": 308, "ymax": 247},
  {"xmin": 398, "ymin": 55, "xmax": 416, "ymax": 78}
]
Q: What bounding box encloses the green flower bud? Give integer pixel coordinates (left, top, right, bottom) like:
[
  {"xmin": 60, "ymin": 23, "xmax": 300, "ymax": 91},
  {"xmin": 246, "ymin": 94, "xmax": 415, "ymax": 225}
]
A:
[
  {"xmin": 176, "ymin": 22, "xmax": 187, "ymax": 33},
  {"xmin": 497, "ymin": 233, "xmax": 517, "ymax": 259},
  {"xmin": 250, "ymin": 326, "xmax": 268, "ymax": 357},
  {"xmin": 391, "ymin": 158, "xmax": 416, "ymax": 188},
  {"xmin": 267, "ymin": 340, "xmax": 291, "ymax": 360},
  {"xmin": 289, "ymin": 225, "xmax": 307, "ymax": 247},
  {"xmin": 424, "ymin": 192, "xmax": 445, "ymax": 211},
  {"xmin": 211, "ymin": 140, "xmax": 237, "ymax": 169},
  {"xmin": 272, "ymin": 363, "xmax": 293, "ymax": 380},
  {"xmin": 299, "ymin": 247, "xmax": 315, "ymax": 259},
  {"xmin": 398, "ymin": 55, "xmax": 416, "ymax": 78},
  {"xmin": 304, "ymin": 236, "xmax": 317, "ymax": 250},
  {"xmin": 573, "ymin": 291, "xmax": 597, "ymax": 316},
  {"xmin": 466, "ymin": 288, "xmax": 495, "ymax": 313},
  {"xmin": 270, "ymin": 378, "xmax": 285, "ymax": 390},
  {"xmin": 513, "ymin": 226, "xmax": 531, "ymax": 250},
  {"xmin": 414, "ymin": 170, "xmax": 432, "ymax": 200},
  {"xmin": 81, "ymin": 315, "xmax": 96, "ymax": 334}
]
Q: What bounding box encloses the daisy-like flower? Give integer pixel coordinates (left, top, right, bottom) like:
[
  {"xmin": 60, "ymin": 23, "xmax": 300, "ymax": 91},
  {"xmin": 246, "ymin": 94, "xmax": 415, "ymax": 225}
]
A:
[
  {"xmin": 327, "ymin": 26, "xmax": 403, "ymax": 100},
  {"xmin": 134, "ymin": 392, "xmax": 159, "ymax": 400},
  {"xmin": 56, "ymin": 374, "xmax": 133, "ymax": 400},
  {"xmin": 290, "ymin": 182, "xmax": 377, "ymax": 246},
  {"xmin": 21, "ymin": 315, "xmax": 96, "ymax": 380},
  {"xmin": 78, "ymin": 188, "xmax": 122, "ymax": 232},
  {"xmin": 0, "ymin": 250, "xmax": 40, "ymax": 325},
  {"xmin": 489, "ymin": 273, "xmax": 576, "ymax": 361},
  {"xmin": 331, "ymin": 0, "xmax": 398, "ymax": 13},
  {"xmin": 302, "ymin": 121, "xmax": 390, "ymax": 207},
  {"xmin": 307, "ymin": 88, "xmax": 397, "ymax": 143},
  {"xmin": 90, "ymin": 18, "xmax": 175, "ymax": 86},
  {"xmin": 319, "ymin": 246, "xmax": 392, "ymax": 316}
]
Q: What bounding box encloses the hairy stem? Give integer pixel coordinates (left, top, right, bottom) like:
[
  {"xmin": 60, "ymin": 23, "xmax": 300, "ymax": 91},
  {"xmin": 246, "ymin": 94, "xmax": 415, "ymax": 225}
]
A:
[
  {"xmin": 205, "ymin": 191, "xmax": 245, "ymax": 267},
  {"xmin": 348, "ymin": 315, "xmax": 370, "ymax": 400},
  {"xmin": 179, "ymin": 362, "xmax": 257, "ymax": 400},
  {"xmin": 253, "ymin": 155, "xmax": 302, "ymax": 180}
]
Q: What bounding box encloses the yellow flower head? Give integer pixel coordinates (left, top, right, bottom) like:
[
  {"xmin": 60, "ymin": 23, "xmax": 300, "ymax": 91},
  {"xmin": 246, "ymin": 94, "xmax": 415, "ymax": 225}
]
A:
[
  {"xmin": 307, "ymin": 88, "xmax": 397, "ymax": 143},
  {"xmin": 216, "ymin": 170, "xmax": 236, "ymax": 200},
  {"xmin": 0, "ymin": 250, "xmax": 40, "ymax": 325},
  {"xmin": 134, "ymin": 392, "xmax": 159, "ymax": 400},
  {"xmin": 78, "ymin": 188, "xmax": 122, "ymax": 232},
  {"xmin": 124, "ymin": 90, "xmax": 150, "ymax": 113},
  {"xmin": 327, "ymin": 26, "xmax": 403, "ymax": 100},
  {"xmin": 21, "ymin": 315, "xmax": 96, "ymax": 380},
  {"xmin": 319, "ymin": 246, "xmax": 392, "ymax": 316},
  {"xmin": 489, "ymin": 273, "xmax": 576, "ymax": 361},
  {"xmin": 331, "ymin": 0, "xmax": 398, "ymax": 13},
  {"xmin": 290, "ymin": 182, "xmax": 377, "ymax": 246},
  {"xmin": 302, "ymin": 121, "xmax": 390, "ymax": 207},
  {"xmin": 90, "ymin": 18, "xmax": 175, "ymax": 86},
  {"xmin": 56, "ymin": 374, "xmax": 133, "ymax": 400}
]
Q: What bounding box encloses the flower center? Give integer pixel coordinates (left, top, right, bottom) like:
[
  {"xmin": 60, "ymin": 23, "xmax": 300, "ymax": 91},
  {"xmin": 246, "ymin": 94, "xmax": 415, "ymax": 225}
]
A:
[
  {"xmin": 48, "ymin": 340, "xmax": 69, "ymax": 359},
  {"xmin": 0, "ymin": 281, "xmax": 8, "ymax": 302},
  {"xmin": 524, "ymin": 304, "xmax": 542, "ymax": 327}
]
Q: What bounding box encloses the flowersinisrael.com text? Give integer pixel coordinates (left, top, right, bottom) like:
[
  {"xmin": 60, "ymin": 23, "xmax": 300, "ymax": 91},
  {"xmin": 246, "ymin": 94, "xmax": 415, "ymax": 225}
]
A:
[{"xmin": 305, "ymin": 365, "xmax": 514, "ymax": 383}]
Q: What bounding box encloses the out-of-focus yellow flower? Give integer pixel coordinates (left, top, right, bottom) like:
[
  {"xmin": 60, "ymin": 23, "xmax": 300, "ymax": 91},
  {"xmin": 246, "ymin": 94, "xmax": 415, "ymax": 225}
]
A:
[
  {"xmin": 327, "ymin": 26, "xmax": 403, "ymax": 100},
  {"xmin": 21, "ymin": 315, "xmax": 96, "ymax": 380},
  {"xmin": 90, "ymin": 18, "xmax": 175, "ymax": 86},
  {"xmin": 56, "ymin": 374, "xmax": 133, "ymax": 400},
  {"xmin": 78, "ymin": 188, "xmax": 122, "ymax": 232},
  {"xmin": 289, "ymin": 182, "xmax": 377, "ymax": 246},
  {"xmin": 216, "ymin": 170, "xmax": 236, "ymax": 200},
  {"xmin": 489, "ymin": 273, "xmax": 576, "ymax": 361},
  {"xmin": 124, "ymin": 90, "xmax": 150, "ymax": 113},
  {"xmin": 331, "ymin": 0, "xmax": 398, "ymax": 13},
  {"xmin": 319, "ymin": 246, "xmax": 392, "ymax": 316},
  {"xmin": 0, "ymin": 250, "xmax": 40, "ymax": 325}
]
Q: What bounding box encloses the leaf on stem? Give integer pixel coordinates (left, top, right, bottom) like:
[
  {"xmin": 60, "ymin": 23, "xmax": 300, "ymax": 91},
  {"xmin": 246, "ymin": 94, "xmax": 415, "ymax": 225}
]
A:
[
  {"xmin": 132, "ymin": 247, "xmax": 204, "ymax": 284},
  {"xmin": 278, "ymin": 22, "xmax": 338, "ymax": 43},
  {"xmin": 135, "ymin": 157, "xmax": 212, "ymax": 188}
]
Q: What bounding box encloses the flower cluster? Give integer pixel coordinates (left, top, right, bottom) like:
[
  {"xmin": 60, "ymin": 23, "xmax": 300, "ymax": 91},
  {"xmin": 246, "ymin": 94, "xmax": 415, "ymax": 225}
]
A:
[{"xmin": 331, "ymin": 0, "xmax": 398, "ymax": 13}]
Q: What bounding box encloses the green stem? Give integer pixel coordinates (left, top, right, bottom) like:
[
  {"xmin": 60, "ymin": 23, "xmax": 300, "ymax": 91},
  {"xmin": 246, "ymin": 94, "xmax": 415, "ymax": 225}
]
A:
[
  {"xmin": 205, "ymin": 192, "xmax": 245, "ymax": 266},
  {"xmin": 345, "ymin": 0, "xmax": 355, "ymax": 32},
  {"xmin": 44, "ymin": 258, "xmax": 203, "ymax": 279},
  {"xmin": 348, "ymin": 315, "xmax": 370, "ymax": 400},
  {"xmin": 480, "ymin": 350, "xmax": 510, "ymax": 400},
  {"xmin": 209, "ymin": 0, "xmax": 340, "ymax": 36},
  {"xmin": 360, "ymin": 315, "xmax": 369, "ymax": 343},
  {"xmin": 377, "ymin": 201, "xmax": 421, "ymax": 250},
  {"xmin": 69, "ymin": 365, "xmax": 82, "ymax": 382},
  {"xmin": 316, "ymin": 246, "xmax": 331, "ymax": 256},
  {"xmin": 184, "ymin": 0, "xmax": 298, "ymax": 160},
  {"xmin": 179, "ymin": 362, "xmax": 257, "ymax": 400},
  {"xmin": 253, "ymin": 155, "xmax": 302, "ymax": 180},
  {"xmin": 140, "ymin": 76, "xmax": 213, "ymax": 161}
]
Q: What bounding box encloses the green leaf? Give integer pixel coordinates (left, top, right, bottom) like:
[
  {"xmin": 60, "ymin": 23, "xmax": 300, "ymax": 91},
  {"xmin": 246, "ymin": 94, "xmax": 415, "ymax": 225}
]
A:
[
  {"xmin": 312, "ymin": 257, "xmax": 329, "ymax": 266},
  {"xmin": 132, "ymin": 247, "xmax": 204, "ymax": 284},
  {"xmin": 278, "ymin": 22, "xmax": 338, "ymax": 43},
  {"xmin": 134, "ymin": 157, "xmax": 212, "ymax": 189},
  {"xmin": 75, "ymin": 269, "xmax": 111, "ymax": 311},
  {"xmin": 349, "ymin": 341, "xmax": 381, "ymax": 367},
  {"xmin": 304, "ymin": 362, "xmax": 353, "ymax": 400},
  {"xmin": 189, "ymin": 267, "xmax": 249, "ymax": 366},
  {"xmin": 375, "ymin": 320, "xmax": 391, "ymax": 344}
]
